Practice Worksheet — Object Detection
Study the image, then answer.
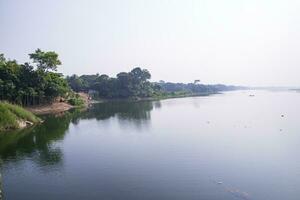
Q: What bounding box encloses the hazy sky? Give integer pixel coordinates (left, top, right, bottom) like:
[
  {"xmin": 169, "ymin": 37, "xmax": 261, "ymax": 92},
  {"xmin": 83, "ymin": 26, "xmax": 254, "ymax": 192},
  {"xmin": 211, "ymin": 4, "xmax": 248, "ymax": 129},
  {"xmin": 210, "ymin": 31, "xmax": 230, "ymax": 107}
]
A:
[{"xmin": 1, "ymin": 0, "xmax": 300, "ymax": 86}]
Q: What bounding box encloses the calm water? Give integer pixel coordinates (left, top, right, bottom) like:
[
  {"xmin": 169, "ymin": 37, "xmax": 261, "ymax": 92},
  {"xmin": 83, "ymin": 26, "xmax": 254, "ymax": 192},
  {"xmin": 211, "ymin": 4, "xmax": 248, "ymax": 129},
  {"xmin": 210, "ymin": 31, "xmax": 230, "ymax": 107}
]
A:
[{"xmin": 1, "ymin": 90, "xmax": 300, "ymax": 200}]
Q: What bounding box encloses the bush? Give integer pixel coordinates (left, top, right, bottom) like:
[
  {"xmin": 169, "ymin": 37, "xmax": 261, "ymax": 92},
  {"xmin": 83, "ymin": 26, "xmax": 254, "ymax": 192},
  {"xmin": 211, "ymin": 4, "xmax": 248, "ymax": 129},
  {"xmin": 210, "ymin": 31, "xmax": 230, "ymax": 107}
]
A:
[{"xmin": 68, "ymin": 98, "xmax": 84, "ymax": 106}]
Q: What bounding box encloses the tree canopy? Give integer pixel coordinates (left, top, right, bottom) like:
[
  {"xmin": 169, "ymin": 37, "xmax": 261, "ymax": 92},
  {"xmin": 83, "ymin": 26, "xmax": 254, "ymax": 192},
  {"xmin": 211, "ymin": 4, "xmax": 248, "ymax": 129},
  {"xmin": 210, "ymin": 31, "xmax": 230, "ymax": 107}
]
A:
[
  {"xmin": 0, "ymin": 50, "xmax": 69, "ymax": 106},
  {"xmin": 1, "ymin": 49, "xmax": 242, "ymax": 106},
  {"xmin": 29, "ymin": 49, "xmax": 61, "ymax": 72},
  {"xmin": 66, "ymin": 67, "xmax": 160, "ymax": 99}
]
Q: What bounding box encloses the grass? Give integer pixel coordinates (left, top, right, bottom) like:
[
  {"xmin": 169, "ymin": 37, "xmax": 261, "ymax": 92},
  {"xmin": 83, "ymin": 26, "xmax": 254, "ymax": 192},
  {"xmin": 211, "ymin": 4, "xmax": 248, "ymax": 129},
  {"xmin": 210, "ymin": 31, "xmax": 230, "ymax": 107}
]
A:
[{"xmin": 0, "ymin": 101, "xmax": 40, "ymax": 131}]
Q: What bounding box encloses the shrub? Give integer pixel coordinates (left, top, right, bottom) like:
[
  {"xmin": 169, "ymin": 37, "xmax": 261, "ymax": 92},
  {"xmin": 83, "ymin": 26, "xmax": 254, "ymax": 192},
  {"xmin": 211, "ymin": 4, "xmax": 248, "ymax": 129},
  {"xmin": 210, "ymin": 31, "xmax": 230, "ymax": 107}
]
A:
[{"xmin": 68, "ymin": 98, "xmax": 84, "ymax": 106}]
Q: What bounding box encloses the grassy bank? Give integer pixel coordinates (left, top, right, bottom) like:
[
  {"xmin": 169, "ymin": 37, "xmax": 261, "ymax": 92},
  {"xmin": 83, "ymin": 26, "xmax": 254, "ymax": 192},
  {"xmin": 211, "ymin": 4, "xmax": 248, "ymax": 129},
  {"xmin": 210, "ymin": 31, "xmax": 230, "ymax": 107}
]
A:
[{"xmin": 0, "ymin": 102, "xmax": 41, "ymax": 131}]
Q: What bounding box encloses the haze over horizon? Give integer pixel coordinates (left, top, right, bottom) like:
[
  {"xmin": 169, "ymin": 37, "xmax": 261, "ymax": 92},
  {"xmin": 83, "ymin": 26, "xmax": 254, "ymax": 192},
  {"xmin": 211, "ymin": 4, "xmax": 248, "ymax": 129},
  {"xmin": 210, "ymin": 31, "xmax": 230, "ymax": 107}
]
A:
[{"xmin": 1, "ymin": 0, "xmax": 300, "ymax": 87}]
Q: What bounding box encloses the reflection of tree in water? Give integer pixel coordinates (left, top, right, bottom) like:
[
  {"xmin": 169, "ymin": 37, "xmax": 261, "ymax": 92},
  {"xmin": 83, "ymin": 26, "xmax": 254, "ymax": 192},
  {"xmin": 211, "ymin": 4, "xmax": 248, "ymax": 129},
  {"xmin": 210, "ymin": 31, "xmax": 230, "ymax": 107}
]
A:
[
  {"xmin": 153, "ymin": 101, "xmax": 162, "ymax": 109},
  {"xmin": 84, "ymin": 101, "xmax": 154, "ymax": 120},
  {"xmin": 0, "ymin": 111, "xmax": 77, "ymax": 166},
  {"xmin": 78, "ymin": 101, "xmax": 156, "ymax": 130},
  {"xmin": 0, "ymin": 100, "xmax": 159, "ymax": 166}
]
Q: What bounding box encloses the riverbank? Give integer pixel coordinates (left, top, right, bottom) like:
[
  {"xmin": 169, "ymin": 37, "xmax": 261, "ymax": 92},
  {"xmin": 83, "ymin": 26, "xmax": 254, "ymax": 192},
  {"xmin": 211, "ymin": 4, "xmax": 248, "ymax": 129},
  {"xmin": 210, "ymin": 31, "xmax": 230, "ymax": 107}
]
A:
[
  {"xmin": 94, "ymin": 91, "xmax": 220, "ymax": 103},
  {"xmin": 25, "ymin": 91, "xmax": 218, "ymax": 115},
  {"xmin": 0, "ymin": 102, "xmax": 41, "ymax": 131},
  {"xmin": 155, "ymin": 91, "xmax": 220, "ymax": 100},
  {"xmin": 26, "ymin": 92, "xmax": 91, "ymax": 115},
  {"xmin": 26, "ymin": 102, "xmax": 75, "ymax": 115}
]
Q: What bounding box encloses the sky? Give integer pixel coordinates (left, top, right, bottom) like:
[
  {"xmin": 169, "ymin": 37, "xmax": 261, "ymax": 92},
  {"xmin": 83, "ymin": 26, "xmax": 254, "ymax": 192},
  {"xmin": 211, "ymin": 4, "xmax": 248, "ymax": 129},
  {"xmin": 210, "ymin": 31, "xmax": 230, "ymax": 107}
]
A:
[{"xmin": 1, "ymin": 0, "xmax": 300, "ymax": 87}]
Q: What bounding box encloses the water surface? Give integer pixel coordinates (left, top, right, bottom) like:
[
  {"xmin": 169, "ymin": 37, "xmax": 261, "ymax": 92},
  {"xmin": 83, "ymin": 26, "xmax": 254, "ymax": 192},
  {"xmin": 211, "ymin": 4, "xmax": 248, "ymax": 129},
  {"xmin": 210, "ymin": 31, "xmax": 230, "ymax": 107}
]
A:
[{"xmin": 1, "ymin": 90, "xmax": 300, "ymax": 200}]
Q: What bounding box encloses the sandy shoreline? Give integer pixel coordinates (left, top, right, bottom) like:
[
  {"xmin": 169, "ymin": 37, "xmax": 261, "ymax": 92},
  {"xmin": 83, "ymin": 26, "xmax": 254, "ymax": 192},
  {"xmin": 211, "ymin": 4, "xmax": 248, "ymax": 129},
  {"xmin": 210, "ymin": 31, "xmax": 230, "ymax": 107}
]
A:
[
  {"xmin": 26, "ymin": 102, "xmax": 75, "ymax": 115},
  {"xmin": 26, "ymin": 93, "xmax": 90, "ymax": 115}
]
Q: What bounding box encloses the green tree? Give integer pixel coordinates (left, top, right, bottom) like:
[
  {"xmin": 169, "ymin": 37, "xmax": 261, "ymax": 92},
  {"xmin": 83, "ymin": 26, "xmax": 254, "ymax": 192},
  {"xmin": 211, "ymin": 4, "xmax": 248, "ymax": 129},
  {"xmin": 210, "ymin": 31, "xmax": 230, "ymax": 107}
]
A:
[
  {"xmin": 29, "ymin": 49, "xmax": 61, "ymax": 72},
  {"xmin": 0, "ymin": 50, "xmax": 70, "ymax": 106},
  {"xmin": 66, "ymin": 75, "xmax": 86, "ymax": 92}
]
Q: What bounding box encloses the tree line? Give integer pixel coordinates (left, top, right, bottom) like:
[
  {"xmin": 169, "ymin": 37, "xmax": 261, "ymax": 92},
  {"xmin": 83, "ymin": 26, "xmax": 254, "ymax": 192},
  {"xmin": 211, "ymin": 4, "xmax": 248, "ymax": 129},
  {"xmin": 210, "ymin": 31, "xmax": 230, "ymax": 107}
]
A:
[
  {"xmin": 66, "ymin": 68, "xmax": 161, "ymax": 99},
  {"xmin": 1, "ymin": 49, "xmax": 242, "ymax": 106},
  {"xmin": 157, "ymin": 81, "xmax": 242, "ymax": 94},
  {"xmin": 66, "ymin": 73, "xmax": 243, "ymax": 99},
  {"xmin": 0, "ymin": 49, "xmax": 161, "ymax": 105}
]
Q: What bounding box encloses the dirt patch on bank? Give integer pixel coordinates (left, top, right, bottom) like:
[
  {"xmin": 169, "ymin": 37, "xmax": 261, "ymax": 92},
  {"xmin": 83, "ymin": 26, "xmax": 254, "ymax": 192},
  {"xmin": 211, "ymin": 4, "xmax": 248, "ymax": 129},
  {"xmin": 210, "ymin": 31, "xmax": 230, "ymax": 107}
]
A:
[
  {"xmin": 26, "ymin": 93, "xmax": 91, "ymax": 115},
  {"xmin": 27, "ymin": 102, "xmax": 74, "ymax": 115}
]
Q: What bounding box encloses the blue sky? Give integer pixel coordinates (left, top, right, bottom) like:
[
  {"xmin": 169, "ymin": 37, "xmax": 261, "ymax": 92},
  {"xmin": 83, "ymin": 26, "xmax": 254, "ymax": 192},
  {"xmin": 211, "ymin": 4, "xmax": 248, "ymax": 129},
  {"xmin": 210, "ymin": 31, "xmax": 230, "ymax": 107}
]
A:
[{"xmin": 1, "ymin": 0, "xmax": 300, "ymax": 86}]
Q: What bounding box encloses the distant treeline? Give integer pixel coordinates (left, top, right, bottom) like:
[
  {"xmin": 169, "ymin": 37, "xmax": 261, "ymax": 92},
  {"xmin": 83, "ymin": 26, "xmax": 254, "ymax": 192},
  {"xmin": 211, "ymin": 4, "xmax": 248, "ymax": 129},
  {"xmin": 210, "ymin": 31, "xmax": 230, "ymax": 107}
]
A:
[
  {"xmin": 66, "ymin": 68, "xmax": 161, "ymax": 99},
  {"xmin": 66, "ymin": 73, "xmax": 243, "ymax": 99},
  {"xmin": 157, "ymin": 81, "xmax": 243, "ymax": 95},
  {"xmin": 0, "ymin": 49, "xmax": 243, "ymax": 106}
]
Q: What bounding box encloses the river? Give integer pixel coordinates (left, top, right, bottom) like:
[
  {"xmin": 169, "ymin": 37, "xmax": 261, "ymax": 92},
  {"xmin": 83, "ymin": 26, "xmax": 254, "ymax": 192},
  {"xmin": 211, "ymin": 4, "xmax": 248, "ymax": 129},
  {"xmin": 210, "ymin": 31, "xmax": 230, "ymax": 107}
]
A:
[{"xmin": 0, "ymin": 90, "xmax": 300, "ymax": 200}]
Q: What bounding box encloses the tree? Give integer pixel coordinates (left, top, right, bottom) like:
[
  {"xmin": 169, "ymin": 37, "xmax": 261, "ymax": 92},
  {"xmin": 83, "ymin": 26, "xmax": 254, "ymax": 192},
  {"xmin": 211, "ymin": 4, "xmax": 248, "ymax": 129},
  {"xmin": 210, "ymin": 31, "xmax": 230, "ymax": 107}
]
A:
[
  {"xmin": 194, "ymin": 80, "xmax": 200, "ymax": 84},
  {"xmin": 130, "ymin": 67, "xmax": 151, "ymax": 83},
  {"xmin": 29, "ymin": 49, "xmax": 61, "ymax": 72},
  {"xmin": 0, "ymin": 50, "xmax": 70, "ymax": 106},
  {"xmin": 0, "ymin": 57, "xmax": 20, "ymax": 103},
  {"xmin": 66, "ymin": 75, "xmax": 86, "ymax": 92},
  {"xmin": 0, "ymin": 54, "xmax": 5, "ymax": 63},
  {"xmin": 66, "ymin": 67, "xmax": 157, "ymax": 99},
  {"xmin": 117, "ymin": 72, "xmax": 133, "ymax": 97}
]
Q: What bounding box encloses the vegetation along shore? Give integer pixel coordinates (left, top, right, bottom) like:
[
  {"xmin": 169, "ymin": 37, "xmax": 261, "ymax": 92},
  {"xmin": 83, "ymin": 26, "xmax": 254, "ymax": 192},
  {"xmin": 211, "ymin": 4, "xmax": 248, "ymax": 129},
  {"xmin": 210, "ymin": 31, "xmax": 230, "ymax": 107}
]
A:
[
  {"xmin": 0, "ymin": 49, "xmax": 244, "ymax": 131},
  {"xmin": 0, "ymin": 102, "xmax": 41, "ymax": 131}
]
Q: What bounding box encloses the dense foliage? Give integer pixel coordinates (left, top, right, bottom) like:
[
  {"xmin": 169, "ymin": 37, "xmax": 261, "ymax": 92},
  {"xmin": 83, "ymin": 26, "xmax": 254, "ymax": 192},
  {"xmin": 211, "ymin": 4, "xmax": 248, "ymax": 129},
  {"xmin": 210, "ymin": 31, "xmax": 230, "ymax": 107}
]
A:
[
  {"xmin": 66, "ymin": 70, "xmax": 242, "ymax": 99},
  {"xmin": 66, "ymin": 67, "xmax": 161, "ymax": 99},
  {"xmin": 1, "ymin": 49, "xmax": 243, "ymax": 106},
  {"xmin": 68, "ymin": 95, "xmax": 85, "ymax": 106},
  {"xmin": 0, "ymin": 49, "xmax": 70, "ymax": 106}
]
